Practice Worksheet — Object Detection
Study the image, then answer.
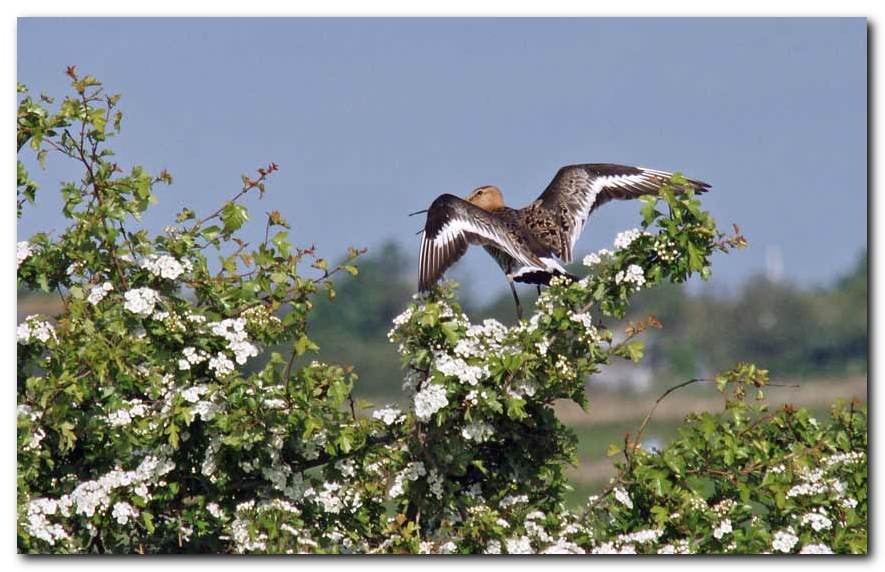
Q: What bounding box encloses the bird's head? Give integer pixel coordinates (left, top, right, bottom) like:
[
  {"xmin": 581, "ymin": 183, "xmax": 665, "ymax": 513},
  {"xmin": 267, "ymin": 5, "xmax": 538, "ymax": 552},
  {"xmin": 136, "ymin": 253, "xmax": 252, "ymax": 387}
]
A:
[{"xmin": 466, "ymin": 185, "xmax": 505, "ymax": 212}]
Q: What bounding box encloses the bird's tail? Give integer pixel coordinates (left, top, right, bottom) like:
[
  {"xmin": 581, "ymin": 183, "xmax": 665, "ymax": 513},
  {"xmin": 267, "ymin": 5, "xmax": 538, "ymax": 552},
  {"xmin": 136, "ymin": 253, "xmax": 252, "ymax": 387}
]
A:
[{"xmin": 513, "ymin": 269, "xmax": 578, "ymax": 286}]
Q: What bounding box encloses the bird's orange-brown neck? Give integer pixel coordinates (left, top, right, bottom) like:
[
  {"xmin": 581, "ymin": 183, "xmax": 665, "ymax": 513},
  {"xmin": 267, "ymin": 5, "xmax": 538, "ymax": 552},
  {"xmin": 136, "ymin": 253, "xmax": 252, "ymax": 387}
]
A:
[{"xmin": 466, "ymin": 185, "xmax": 506, "ymax": 212}]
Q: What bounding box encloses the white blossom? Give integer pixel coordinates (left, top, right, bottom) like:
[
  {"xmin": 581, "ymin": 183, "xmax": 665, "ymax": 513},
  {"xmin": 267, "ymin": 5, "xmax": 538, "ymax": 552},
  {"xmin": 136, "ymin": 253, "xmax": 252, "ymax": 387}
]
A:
[
  {"xmin": 799, "ymin": 543, "xmax": 834, "ymax": 554},
  {"xmin": 28, "ymin": 453, "xmax": 174, "ymax": 532},
  {"xmin": 206, "ymin": 503, "xmax": 224, "ymax": 519},
  {"xmin": 372, "ymin": 406, "xmax": 404, "ymax": 425},
  {"xmin": 615, "ymin": 264, "xmax": 646, "ymax": 287},
  {"xmin": 208, "ymin": 353, "xmax": 235, "ymax": 378},
  {"xmin": 619, "ymin": 528, "xmax": 663, "ymax": 545},
  {"xmin": 180, "ymin": 347, "xmax": 209, "ymax": 371},
  {"xmin": 771, "ymin": 528, "xmax": 799, "ymax": 553},
  {"xmin": 107, "ymin": 409, "xmax": 132, "ymax": 427},
  {"xmin": 582, "ymin": 249, "xmax": 612, "ymax": 267},
  {"xmin": 414, "ymin": 384, "xmax": 448, "ymax": 421},
  {"xmin": 592, "ymin": 541, "xmax": 636, "ymax": 554},
  {"xmin": 123, "ymin": 287, "xmax": 161, "ymax": 316},
  {"xmin": 17, "ymin": 241, "xmax": 34, "ymax": 269},
  {"xmin": 434, "ymin": 353, "xmax": 488, "ymax": 386},
  {"xmin": 800, "ymin": 509, "xmax": 832, "ymax": 532},
  {"xmin": 713, "ymin": 519, "xmax": 732, "ymax": 539},
  {"xmin": 439, "ymin": 541, "xmax": 457, "ymax": 554},
  {"xmin": 840, "ymin": 496, "xmax": 859, "ymax": 510},
  {"xmin": 209, "ymin": 318, "xmax": 259, "ymax": 365},
  {"xmin": 658, "ymin": 539, "xmax": 691, "ymax": 554},
  {"xmin": 499, "ymin": 494, "xmax": 529, "ymax": 509},
  {"xmin": 614, "ymin": 486, "xmax": 633, "ymax": 509},
  {"xmin": 542, "ymin": 539, "xmax": 584, "ymax": 554},
  {"xmin": 17, "ymin": 316, "xmax": 57, "ymax": 345},
  {"xmin": 87, "ymin": 281, "xmax": 114, "ymax": 305},
  {"xmin": 140, "ymin": 254, "xmax": 190, "ymax": 280},
  {"xmin": 24, "ymin": 499, "xmax": 69, "ymax": 546},
  {"xmin": 192, "ymin": 399, "xmax": 221, "ymax": 421},
  {"xmin": 24, "ymin": 427, "xmax": 46, "ymax": 451},
  {"xmin": 335, "ymin": 459, "xmax": 356, "ymax": 478},
  {"xmin": 392, "ymin": 307, "xmax": 413, "ymax": 327},
  {"xmin": 427, "ymin": 469, "xmax": 444, "ymax": 499},
  {"xmin": 461, "ymin": 420, "xmax": 494, "ymax": 442},
  {"xmin": 388, "ymin": 462, "xmax": 427, "ymax": 498},
  {"xmin": 613, "ymin": 228, "xmax": 649, "ymax": 250},
  {"xmin": 569, "ymin": 312, "xmax": 594, "ymax": 328},
  {"xmin": 111, "ymin": 502, "xmax": 138, "ymax": 525},
  {"xmin": 505, "ymin": 536, "xmax": 532, "ymax": 554},
  {"xmin": 181, "ymin": 385, "xmax": 209, "ymax": 403},
  {"xmin": 316, "ymin": 482, "xmax": 344, "ymax": 514}
]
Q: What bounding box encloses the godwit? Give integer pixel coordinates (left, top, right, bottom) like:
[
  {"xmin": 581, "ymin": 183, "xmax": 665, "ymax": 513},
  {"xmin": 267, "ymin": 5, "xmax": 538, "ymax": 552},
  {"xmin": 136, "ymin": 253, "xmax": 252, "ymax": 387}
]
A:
[{"xmin": 415, "ymin": 163, "xmax": 710, "ymax": 318}]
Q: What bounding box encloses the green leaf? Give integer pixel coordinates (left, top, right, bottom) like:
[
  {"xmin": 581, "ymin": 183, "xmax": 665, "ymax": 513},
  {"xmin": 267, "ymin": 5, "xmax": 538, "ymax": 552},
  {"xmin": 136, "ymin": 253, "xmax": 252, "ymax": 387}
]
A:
[
  {"xmin": 624, "ymin": 340, "xmax": 644, "ymax": 363},
  {"xmin": 220, "ymin": 202, "xmax": 248, "ymax": 235},
  {"xmin": 686, "ymin": 241, "xmax": 703, "ymax": 270},
  {"xmin": 271, "ymin": 231, "xmax": 290, "ymax": 257},
  {"xmin": 294, "ymin": 335, "xmax": 317, "ymax": 356},
  {"xmin": 506, "ymin": 397, "xmax": 527, "ymax": 420},
  {"xmin": 142, "ymin": 511, "xmax": 155, "ymax": 533}
]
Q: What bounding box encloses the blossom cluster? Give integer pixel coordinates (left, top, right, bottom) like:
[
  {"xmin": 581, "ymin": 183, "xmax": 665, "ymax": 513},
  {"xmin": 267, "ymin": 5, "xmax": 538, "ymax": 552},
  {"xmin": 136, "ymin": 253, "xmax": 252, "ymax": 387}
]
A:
[
  {"xmin": 654, "ymin": 236, "xmax": 680, "ymax": 262},
  {"xmin": 413, "ymin": 384, "xmax": 449, "ymax": 421},
  {"xmin": 615, "ymin": 264, "xmax": 646, "ymax": 288},
  {"xmin": 613, "ymin": 228, "xmax": 650, "ymax": 250},
  {"xmin": 178, "ymin": 346, "xmax": 210, "ymax": 370},
  {"xmin": 771, "ymin": 528, "xmax": 799, "ymax": 553},
  {"xmin": 372, "ymin": 406, "xmax": 404, "ymax": 426},
  {"xmin": 388, "ymin": 462, "xmax": 427, "ymax": 498},
  {"xmin": 23, "ymin": 453, "xmax": 175, "ymax": 548},
  {"xmin": 87, "ymin": 281, "xmax": 114, "ymax": 305},
  {"xmin": 123, "ymin": 287, "xmax": 162, "ymax": 316},
  {"xmin": 140, "ymin": 254, "xmax": 192, "ymax": 280},
  {"xmin": 582, "ymin": 248, "xmax": 612, "ymax": 268},
  {"xmin": 240, "ymin": 304, "xmax": 282, "ymax": 332},
  {"xmin": 209, "ymin": 318, "xmax": 259, "ymax": 365},
  {"xmin": 17, "ymin": 315, "xmax": 57, "ymax": 345},
  {"xmin": 17, "ymin": 240, "xmax": 34, "ymax": 269},
  {"xmin": 434, "ymin": 353, "xmax": 489, "ymax": 386},
  {"xmin": 106, "ymin": 398, "xmax": 148, "ymax": 427}
]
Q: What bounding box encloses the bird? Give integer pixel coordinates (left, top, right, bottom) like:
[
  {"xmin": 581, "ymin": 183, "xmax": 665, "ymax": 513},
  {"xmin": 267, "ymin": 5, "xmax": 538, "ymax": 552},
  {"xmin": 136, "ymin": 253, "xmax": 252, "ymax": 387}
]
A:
[{"xmin": 414, "ymin": 163, "xmax": 711, "ymax": 319}]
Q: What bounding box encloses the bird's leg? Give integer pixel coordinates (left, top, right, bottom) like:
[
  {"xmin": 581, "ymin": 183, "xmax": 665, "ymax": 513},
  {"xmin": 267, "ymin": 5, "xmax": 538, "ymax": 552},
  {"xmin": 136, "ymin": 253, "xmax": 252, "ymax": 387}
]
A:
[
  {"xmin": 508, "ymin": 278, "xmax": 523, "ymax": 321},
  {"xmin": 536, "ymin": 284, "xmax": 541, "ymax": 296}
]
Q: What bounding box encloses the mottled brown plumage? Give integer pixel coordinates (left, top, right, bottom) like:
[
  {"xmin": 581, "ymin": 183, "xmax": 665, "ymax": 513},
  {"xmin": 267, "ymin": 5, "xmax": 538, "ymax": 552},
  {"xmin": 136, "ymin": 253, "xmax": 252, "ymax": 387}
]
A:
[{"xmin": 417, "ymin": 163, "xmax": 711, "ymax": 304}]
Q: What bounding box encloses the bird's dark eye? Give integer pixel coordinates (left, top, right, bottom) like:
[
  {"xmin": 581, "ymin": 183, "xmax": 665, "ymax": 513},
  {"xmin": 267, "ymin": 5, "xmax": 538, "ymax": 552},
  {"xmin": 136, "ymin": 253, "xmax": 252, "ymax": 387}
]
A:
[{"xmin": 477, "ymin": 190, "xmax": 483, "ymax": 195}]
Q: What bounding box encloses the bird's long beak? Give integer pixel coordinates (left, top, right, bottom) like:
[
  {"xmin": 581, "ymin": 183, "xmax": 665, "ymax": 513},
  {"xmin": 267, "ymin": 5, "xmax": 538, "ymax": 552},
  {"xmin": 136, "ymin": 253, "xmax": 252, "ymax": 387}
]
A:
[{"xmin": 408, "ymin": 209, "xmax": 428, "ymax": 217}]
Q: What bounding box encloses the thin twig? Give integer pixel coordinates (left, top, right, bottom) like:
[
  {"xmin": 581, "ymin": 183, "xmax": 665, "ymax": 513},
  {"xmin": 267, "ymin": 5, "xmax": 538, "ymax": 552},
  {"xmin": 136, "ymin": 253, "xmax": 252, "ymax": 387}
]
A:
[
  {"xmin": 632, "ymin": 378, "xmax": 710, "ymax": 449},
  {"xmin": 189, "ymin": 163, "xmax": 278, "ymax": 232},
  {"xmin": 631, "ymin": 378, "xmax": 800, "ymax": 451}
]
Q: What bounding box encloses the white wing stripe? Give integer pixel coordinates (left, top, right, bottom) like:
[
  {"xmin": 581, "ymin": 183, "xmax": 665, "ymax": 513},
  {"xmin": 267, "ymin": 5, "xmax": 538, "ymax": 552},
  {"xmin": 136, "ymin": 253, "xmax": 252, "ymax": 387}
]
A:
[
  {"xmin": 562, "ymin": 169, "xmax": 674, "ymax": 259},
  {"xmin": 430, "ymin": 215, "xmax": 538, "ymax": 270}
]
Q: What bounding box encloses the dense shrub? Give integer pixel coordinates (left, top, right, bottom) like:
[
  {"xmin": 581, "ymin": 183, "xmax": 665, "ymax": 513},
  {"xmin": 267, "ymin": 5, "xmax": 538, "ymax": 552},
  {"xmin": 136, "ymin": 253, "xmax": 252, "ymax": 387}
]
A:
[{"xmin": 17, "ymin": 71, "xmax": 866, "ymax": 554}]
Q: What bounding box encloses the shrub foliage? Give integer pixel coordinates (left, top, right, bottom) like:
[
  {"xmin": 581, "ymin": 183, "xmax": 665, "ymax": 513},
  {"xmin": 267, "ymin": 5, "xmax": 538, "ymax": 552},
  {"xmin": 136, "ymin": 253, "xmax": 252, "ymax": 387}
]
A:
[{"xmin": 17, "ymin": 71, "xmax": 866, "ymax": 554}]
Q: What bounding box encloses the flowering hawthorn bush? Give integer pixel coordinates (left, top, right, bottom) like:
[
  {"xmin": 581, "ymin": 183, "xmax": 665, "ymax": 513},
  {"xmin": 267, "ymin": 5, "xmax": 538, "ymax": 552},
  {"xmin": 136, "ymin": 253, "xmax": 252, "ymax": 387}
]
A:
[{"xmin": 17, "ymin": 72, "xmax": 866, "ymax": 554}]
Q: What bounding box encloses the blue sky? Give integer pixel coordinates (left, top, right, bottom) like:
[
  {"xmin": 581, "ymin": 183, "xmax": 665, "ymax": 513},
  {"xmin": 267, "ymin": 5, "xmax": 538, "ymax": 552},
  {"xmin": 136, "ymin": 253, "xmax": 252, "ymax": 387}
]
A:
[{"xmin": 17, "ymin": 18, "xmax": 867, "ymax": 302}]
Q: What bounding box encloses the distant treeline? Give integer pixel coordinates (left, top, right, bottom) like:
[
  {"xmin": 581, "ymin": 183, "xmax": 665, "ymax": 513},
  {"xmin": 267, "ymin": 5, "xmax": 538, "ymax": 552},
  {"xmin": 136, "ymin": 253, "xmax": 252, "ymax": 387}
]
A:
[
  {"xmin": 305, "ymin": 242, "xmax": 867, "ymax": 396},
  {"xmin": 20, "ymin": 241, "xmax": 864, "ymax": 397}
]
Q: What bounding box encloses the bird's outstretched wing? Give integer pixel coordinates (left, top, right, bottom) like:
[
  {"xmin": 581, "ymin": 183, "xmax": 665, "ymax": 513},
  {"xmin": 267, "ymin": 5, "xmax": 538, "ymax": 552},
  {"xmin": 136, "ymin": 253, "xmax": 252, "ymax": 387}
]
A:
[
  {"xmin": 534, "ymin": 163, "xmax": 711, "ymax": 263},
  {"xmin": 419, "ymin": 194, "xmax": 547, "ymax": 291}
]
